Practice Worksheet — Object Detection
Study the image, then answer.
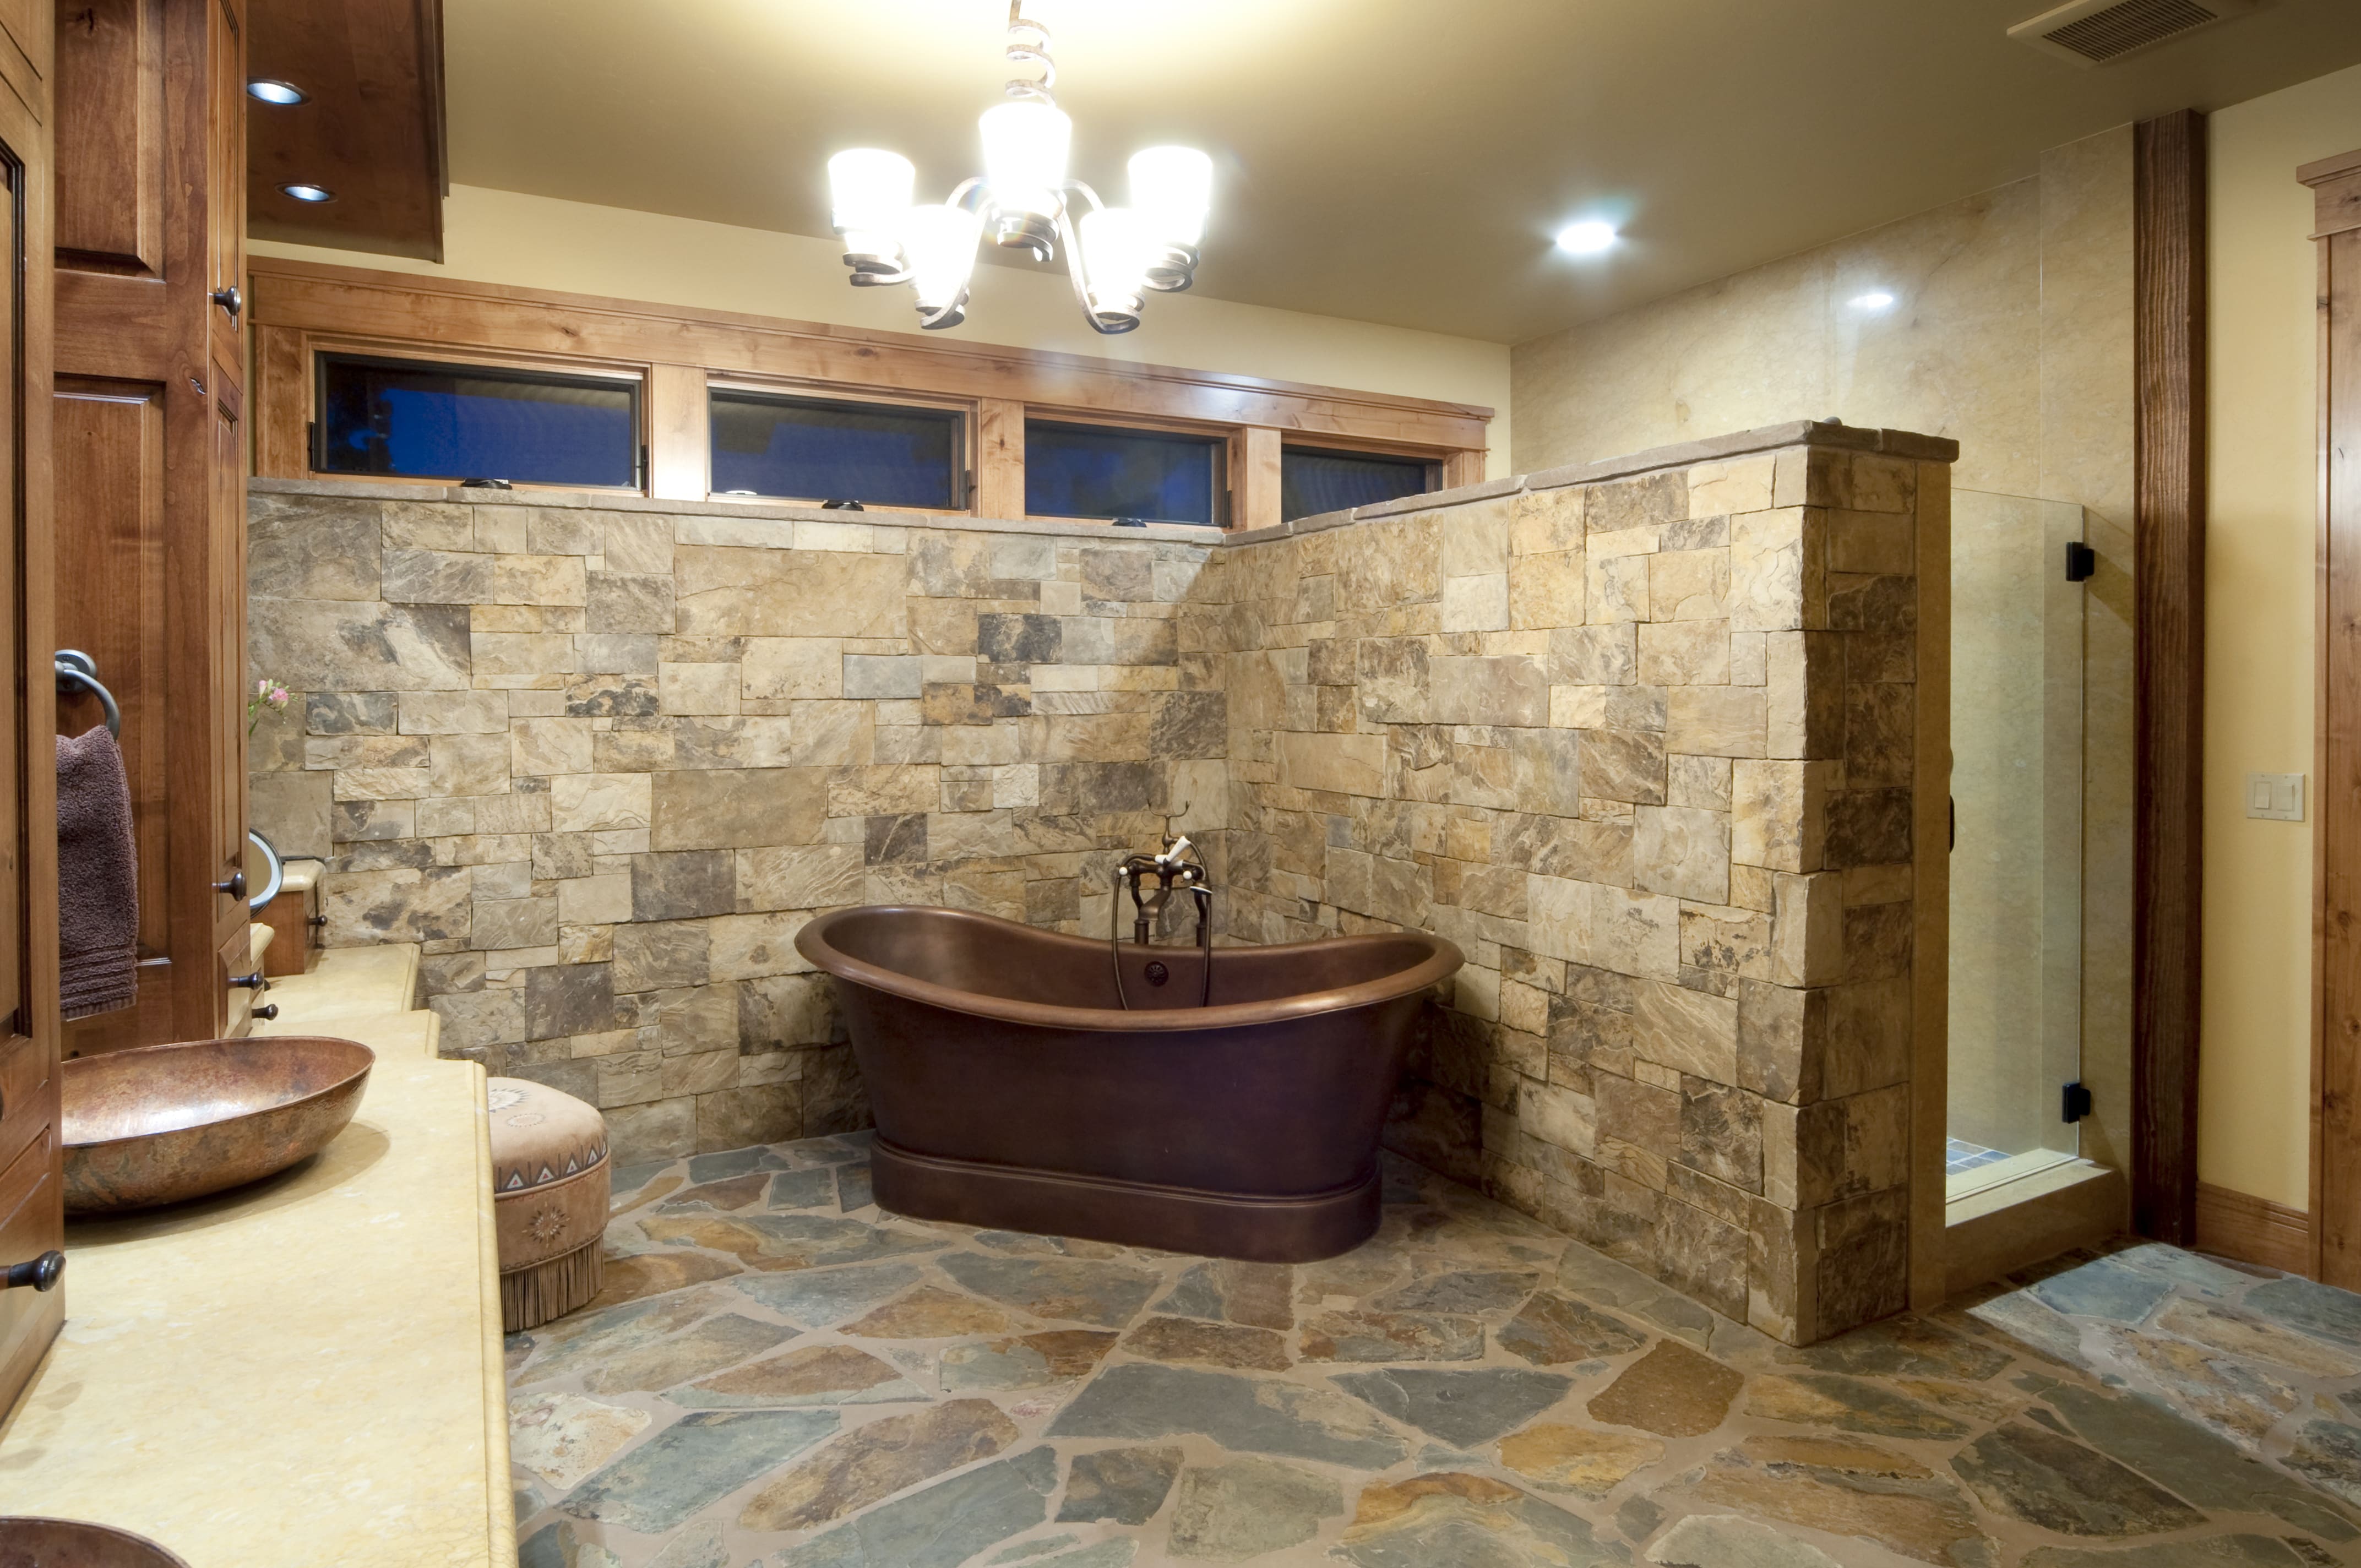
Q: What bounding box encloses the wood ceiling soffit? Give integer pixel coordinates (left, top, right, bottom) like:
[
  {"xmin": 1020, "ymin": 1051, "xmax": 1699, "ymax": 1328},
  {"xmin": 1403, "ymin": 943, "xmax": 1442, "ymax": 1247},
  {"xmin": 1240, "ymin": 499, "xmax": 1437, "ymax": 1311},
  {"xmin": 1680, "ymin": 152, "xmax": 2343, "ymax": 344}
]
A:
[{"xmin": 246, "ymin": 0, "xmax": 444, "ymax": 262}]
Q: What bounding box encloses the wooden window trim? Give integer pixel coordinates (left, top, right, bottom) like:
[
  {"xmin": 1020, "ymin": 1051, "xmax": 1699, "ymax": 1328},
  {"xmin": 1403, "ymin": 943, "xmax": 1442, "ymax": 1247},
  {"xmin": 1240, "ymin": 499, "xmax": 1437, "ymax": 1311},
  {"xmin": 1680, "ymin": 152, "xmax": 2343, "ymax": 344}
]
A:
[
  {"xmin": 1020, "ymin": 406, "xmax": 1237, "ymax": 530},
  {"xmin": 248, "ymin": 258, "xmax": 1492, "ymax": 531},
  {"xmin": 705, "ymin": 375, "xmax": 973, "ymax": 516},
  {"xmin": 1275, "ymin": 438, "xmax": 1450, "ymax": 526},
  {"xmin": 279, "ymin": 332, "xmax": 654, "ymax": 497}
]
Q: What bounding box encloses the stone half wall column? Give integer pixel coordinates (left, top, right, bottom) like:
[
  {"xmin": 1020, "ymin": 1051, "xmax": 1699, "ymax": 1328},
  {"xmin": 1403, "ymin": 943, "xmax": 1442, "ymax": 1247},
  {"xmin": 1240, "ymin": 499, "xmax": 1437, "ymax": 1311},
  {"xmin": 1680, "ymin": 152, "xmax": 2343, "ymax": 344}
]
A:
[
  {"xmin": 1605, "ymin": 444, "xmax": 1936, "ymax": 1351},
  {"xmin": 1624, "ymin": 434, "xmax": 1936, "ymax": 1341},
  {"xmin": 1729, "ymin": 444, "xmax": 1940, "ymax": 1344}
]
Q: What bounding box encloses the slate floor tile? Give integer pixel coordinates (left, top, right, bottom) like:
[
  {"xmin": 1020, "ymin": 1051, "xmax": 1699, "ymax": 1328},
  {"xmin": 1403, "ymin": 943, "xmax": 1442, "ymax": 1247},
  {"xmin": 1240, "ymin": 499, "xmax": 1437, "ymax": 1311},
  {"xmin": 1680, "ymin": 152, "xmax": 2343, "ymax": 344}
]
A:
[{"xmin": 512, "ymin": 1134, "xmax": 2361, "ymax": 1568}]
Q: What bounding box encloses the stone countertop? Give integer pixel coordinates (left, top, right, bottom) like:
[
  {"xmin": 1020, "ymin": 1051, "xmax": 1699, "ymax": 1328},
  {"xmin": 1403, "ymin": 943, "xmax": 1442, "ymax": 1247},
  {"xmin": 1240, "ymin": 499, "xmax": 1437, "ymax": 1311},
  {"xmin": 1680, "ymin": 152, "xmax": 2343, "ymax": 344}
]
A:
[{"xmin": 0, "ymin": 952, "xmax": 513, "ymax": 1568}]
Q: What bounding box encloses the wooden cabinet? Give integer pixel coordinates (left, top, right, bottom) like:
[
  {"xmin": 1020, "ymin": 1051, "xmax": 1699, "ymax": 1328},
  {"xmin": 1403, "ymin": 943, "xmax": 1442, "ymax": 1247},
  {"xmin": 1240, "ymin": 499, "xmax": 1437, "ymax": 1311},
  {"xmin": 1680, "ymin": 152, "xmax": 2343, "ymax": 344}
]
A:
[
  {"xmin": 53, "ymin": 0, "xmax": 248, "ymax": 1057},
  {"xmin": 0, "ymin": 0, "xmax": 63, "ymax": 1425}
]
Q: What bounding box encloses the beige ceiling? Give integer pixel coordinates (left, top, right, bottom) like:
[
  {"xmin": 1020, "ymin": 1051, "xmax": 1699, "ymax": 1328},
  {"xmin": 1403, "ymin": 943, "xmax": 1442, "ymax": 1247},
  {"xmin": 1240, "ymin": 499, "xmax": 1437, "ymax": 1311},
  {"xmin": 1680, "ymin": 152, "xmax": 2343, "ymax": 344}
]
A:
[{"xmin": 447, "ymin": 0, "xmax": 2361, "ymax": 344}]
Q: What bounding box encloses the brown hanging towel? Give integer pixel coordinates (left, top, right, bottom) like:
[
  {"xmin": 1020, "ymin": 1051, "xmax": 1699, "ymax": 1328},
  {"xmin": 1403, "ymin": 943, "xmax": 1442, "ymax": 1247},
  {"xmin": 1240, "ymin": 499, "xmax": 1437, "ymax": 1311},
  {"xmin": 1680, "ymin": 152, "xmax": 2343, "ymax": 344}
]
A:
[{"xmin": 57, "ymin": 725, "xmax": 138, "ymax": 1019}]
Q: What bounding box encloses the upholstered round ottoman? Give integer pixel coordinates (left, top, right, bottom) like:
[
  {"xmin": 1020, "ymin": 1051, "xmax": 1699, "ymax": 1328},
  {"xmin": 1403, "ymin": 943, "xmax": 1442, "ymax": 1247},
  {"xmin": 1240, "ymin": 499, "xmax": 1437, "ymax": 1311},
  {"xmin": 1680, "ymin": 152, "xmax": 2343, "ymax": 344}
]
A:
[{"xmin": 486, "ymin": 1077, "xmax": 610, "ymax": 1332}]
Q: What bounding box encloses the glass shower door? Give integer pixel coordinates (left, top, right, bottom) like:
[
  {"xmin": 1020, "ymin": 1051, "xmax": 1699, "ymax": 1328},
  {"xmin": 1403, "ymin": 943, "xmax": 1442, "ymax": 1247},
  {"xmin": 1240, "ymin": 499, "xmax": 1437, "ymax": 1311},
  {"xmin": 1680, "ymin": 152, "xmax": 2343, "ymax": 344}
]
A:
[{"xmin": 1947, "ymin": 491, "xmax": 2086, "ymax": 1197}]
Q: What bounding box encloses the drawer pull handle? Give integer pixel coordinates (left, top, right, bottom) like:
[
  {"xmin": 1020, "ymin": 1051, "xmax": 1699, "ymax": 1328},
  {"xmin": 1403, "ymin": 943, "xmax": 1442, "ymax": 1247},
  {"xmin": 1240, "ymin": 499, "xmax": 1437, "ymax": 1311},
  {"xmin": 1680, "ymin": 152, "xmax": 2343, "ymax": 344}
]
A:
[
  {"xmin": 4, "ymin": 1250, "xmax": 62, "ymax": 1292},
  {"xmin": 214, "ymin": 872, "xmax": 246, "ymax": 899},
  {"xmin": 253, "ymin": 1003, "xmax": 279, "ymax": 1022},
  {"xmin": 230, "ymin": 971, "xmax": 268, "ymax": 992}
]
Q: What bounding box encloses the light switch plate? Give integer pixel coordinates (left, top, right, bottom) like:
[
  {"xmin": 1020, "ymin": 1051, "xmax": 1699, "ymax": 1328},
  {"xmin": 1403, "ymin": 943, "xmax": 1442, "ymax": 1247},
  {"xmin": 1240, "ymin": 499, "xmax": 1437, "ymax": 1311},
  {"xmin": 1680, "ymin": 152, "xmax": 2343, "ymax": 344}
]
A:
[{"xmin": 2248, "ymin": 772, "xmax": 2305, "ymax": 821}]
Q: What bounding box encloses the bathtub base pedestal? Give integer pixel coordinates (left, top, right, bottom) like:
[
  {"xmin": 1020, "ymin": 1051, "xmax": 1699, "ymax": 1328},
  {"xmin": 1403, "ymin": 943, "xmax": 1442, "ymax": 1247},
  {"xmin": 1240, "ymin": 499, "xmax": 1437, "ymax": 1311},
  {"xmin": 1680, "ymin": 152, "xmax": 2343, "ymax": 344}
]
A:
[{"xmin": 872, "ymin": 1137, "xmax": 1380, "ymax": 1263}]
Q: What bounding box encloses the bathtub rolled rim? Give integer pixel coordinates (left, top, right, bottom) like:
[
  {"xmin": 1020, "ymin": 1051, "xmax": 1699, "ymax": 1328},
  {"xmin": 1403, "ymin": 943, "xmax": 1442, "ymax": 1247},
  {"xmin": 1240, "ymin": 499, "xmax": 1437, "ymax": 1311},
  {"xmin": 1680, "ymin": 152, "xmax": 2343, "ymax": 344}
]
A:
[{"xmin": 793, "ymin": 903, "xmax": 1465, "ymax": 1033}]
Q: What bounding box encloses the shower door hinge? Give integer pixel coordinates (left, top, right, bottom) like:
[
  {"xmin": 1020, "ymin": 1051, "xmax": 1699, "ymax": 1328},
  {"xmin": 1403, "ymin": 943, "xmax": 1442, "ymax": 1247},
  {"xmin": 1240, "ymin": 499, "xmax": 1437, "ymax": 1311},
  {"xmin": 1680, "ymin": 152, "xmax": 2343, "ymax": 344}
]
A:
[
  {"xmin": 2062, "ymin": 1081, "xmax": 2093, "ymax": 1124},
  {"xmin": 2065, "ymin": 541, "xmax": 2096, "ymax": 582}
]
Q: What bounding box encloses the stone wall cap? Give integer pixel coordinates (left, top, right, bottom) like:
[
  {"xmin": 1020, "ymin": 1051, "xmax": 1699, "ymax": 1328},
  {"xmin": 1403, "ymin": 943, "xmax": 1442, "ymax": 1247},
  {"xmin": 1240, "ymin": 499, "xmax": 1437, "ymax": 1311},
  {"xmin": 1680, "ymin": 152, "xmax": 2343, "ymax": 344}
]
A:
[
  {"xmin": 249, "ymin": 476, "xmax": 1224, "ymax": 545},
  {"xmin": 1523, "ymin": 420, "xmax": 1959, "ymax": 492},
  {"xmin": 1287, "ymin": 508, "xmax": 1361, "ymax": 537},
  {"xmin": 1355, "ymin": 475, "xmax": 1522, "ymax": 520}
]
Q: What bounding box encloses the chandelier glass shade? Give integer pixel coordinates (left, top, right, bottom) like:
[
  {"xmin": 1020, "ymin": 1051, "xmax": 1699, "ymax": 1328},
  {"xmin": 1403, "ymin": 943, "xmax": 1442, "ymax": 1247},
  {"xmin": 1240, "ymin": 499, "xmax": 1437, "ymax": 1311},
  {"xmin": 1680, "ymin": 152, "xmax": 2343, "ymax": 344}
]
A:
[{"xmin": 825, "ymin": 4, "xmax": 1212, "ymax": 334}]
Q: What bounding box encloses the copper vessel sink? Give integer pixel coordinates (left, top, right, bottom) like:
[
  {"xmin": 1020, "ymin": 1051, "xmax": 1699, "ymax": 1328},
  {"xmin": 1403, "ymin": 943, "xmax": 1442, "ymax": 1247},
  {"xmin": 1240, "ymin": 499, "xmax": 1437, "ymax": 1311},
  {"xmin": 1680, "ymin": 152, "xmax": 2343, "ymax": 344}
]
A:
[
  {"xmin": 62, "ymin": 1036, "xmax": 374, "ymax": 1215},
  {"xmin": 0, "ymin": 1517, "xmax": 191, "ymax": 1565}
]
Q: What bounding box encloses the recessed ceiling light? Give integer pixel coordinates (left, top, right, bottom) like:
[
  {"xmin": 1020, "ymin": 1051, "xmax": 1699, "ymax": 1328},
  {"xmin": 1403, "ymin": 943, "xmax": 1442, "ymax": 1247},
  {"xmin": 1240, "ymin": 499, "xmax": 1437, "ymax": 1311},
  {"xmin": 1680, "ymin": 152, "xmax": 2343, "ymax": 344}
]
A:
[
  {"xmin": 279, "ymin": 183, "xmax": 335, "ymax": 203},
  {"xmin": 1554, "ymin": 220, "xmax": 1618, "ymax": 256},
  {"xmin": 1851, "ymin": 290, "xmax": 1897, "ymax": 311},
  {"xmin": 247, "ymin": 79, "xmax": 307, "ymax": 105}
]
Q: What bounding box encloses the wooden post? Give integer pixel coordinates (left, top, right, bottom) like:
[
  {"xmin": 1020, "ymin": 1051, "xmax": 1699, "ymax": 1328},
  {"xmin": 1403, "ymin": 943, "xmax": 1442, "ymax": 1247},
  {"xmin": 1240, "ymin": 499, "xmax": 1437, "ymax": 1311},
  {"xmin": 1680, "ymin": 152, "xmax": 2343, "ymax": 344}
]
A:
[{"xmin": 2131, "ymin": 108, "xmax": 2208, "ymax": 1245}]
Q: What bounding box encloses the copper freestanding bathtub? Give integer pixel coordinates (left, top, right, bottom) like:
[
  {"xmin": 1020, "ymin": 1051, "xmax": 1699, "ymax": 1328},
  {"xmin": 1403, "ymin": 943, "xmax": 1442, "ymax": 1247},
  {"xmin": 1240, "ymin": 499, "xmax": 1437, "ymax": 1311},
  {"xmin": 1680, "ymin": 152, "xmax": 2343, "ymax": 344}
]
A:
[{"xmin": 795, "ymin": 906, "xmax": 1464, "ymax": 1262}]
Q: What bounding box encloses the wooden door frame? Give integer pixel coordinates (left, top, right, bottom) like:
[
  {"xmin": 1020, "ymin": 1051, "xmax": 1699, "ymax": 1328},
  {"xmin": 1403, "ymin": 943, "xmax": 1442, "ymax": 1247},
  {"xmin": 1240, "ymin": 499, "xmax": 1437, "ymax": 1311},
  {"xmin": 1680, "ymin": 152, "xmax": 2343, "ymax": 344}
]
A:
[
  {"xmin": 2132, "ymin": 108, "xmax": 2209, "ymax": 1246},
  {"xmin": 2305, "ymin": 146, "xmax": 2361, "ymax": 1283}
]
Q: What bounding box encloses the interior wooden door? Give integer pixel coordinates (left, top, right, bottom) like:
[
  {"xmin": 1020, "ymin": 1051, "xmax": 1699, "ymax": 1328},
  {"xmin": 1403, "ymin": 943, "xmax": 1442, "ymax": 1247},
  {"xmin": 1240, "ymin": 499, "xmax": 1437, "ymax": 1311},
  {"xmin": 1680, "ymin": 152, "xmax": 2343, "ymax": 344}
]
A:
[
  {"xmin": 2309, "ymin": 148, "xmax": 2361, "ymax": 1288},
  {"xmin": 0, "ymin": 3, "xmax": 65, "ymax": 1422}
]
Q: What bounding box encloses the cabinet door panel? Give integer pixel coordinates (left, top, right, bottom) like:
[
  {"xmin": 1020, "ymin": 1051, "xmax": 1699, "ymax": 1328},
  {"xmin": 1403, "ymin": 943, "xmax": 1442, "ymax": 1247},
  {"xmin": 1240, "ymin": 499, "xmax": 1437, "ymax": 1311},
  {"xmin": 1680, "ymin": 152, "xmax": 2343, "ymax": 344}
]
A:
[
  {"xmin": 0, "ymin": 0, "xmax": 48, "ymax": 113},
  {"xmin": 54, "ymin": 0, "xmax": 163, "ymax": 275},
  {"xmin": 53, "ymin": 377, "xmax": 171, "ymax": 1058},
  {"xmin": 208, "ymin": 375, "xmax": 244, "ymax": 981},
  {"xmin": 0, "ymin": 68, "xmax": 62, "ymax": 1422},
  {"xmin": 0, "ymin": 1127, "xmax": 62, "ymax": 1406},
  {"xmin": 0, "ymin": 1027, "xmax": 51, "ymax": 1201},
  {"xmin": 55, "ymin": 0, "xmax": 245, "ymax": 1052},
  {"xmin": 202, "ymin": 0, "xmax": 239, "ymax": 366},
  {"xmin": 216, "ymin": 919, "xmax": 251, "ymax": 1035}
]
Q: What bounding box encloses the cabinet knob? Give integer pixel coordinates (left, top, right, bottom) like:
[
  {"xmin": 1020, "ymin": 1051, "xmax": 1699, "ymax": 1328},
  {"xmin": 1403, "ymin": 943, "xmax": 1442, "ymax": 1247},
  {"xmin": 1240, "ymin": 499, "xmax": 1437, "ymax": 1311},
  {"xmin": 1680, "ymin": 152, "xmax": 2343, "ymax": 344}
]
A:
[
  {"xmin": 210, "ymin": 285, "xmax": 243, "ymax": 322},
  {"xmin": 214, "ymin": 872, "xmax": 245, "ymax": 898},
  {"xmin": 252, "ymin": 1004, "xmax": 280, "ymax": 1022},
  {"xmin": 230, "ymin": 971, "xmax": 269, "ymax": 992},
  {"xmin": 4, "ymin": 1250, "xmax": 62, "ymax": 1292}
]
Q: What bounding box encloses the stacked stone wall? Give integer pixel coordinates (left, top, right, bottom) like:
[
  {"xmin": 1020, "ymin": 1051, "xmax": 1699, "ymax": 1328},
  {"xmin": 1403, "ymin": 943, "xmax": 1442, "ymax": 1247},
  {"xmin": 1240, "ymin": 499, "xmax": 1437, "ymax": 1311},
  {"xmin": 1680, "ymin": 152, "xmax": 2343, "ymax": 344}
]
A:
[
  {"xmin": 248, "ymin": 488, "xmax": 1222, "ymax": 1163},
  {"xmin": 1204, "ymin": 439, "xmax": 1940, "ymax": 1341},
  {"xmin": 251, "ymin": 421, "xmax": 1949, "ymax": 1342}
]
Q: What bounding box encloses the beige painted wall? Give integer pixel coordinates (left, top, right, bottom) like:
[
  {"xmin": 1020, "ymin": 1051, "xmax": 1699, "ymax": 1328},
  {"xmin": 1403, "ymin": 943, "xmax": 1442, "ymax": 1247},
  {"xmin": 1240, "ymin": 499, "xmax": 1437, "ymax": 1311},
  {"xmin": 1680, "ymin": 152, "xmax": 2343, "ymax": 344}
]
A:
[
  {"xmin": 1512, "ymin": 133, "xmax": 2139, "ymax": 1186},
  {"xmin": 247, "ymin": 185, "xmax": 1514, "ymax": 474},
  {"xmin": 2200, "ymin": 63, "xmax": 2361, "ymax": 1208}
]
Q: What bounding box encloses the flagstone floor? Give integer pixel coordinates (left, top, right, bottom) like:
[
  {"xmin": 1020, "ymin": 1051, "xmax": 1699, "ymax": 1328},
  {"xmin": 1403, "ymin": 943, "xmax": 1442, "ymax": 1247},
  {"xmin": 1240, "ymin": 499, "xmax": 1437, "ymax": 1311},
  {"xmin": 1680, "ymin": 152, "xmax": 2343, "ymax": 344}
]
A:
[{"xmin": 508, "ymin": 1133, "xmax": 2361, "ymax": 1567}]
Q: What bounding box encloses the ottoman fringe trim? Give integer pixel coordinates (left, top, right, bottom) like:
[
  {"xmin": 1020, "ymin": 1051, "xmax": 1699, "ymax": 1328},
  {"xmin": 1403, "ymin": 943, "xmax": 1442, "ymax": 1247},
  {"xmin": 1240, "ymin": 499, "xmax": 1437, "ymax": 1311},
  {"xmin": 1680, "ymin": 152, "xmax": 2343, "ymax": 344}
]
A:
[{"xmin": 500, "ymin": 1237, "xmax": 603, "ymax": 1333}]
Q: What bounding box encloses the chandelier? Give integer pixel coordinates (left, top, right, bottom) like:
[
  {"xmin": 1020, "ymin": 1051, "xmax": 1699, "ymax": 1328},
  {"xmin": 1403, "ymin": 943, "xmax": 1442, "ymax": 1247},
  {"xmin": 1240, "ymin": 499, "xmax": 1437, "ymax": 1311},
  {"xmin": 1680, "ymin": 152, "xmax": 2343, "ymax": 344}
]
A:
[{"xmin": 825, "ymin": 3, "xmax": 1212, "ymax": 335}]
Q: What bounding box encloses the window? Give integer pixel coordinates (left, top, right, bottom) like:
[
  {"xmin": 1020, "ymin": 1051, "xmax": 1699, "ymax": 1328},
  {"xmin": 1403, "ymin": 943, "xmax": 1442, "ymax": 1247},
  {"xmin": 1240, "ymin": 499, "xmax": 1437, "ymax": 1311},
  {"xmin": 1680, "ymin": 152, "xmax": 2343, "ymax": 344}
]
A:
[
  {"xmin": 1025, "ymin": 420, "xmax": 1226, "ymax": 527},
  {"xmin": 710, "ymin": 389, "xmax": 965, "ymax": 509},
  {"xmin": 314, "ymin": 353, "xmax": 641, "ymax": 488},
  {"xmin": 1281, "ymin": 444, "xmax": 1434, "ymax": 521}
]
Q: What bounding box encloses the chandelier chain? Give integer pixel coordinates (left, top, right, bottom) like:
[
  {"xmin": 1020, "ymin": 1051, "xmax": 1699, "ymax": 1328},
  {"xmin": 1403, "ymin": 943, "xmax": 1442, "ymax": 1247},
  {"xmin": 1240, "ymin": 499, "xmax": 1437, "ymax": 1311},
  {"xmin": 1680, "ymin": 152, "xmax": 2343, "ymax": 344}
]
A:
[{"xmin": 1004, "ymin": 5, "xmax": 1056, "ymax": 105}]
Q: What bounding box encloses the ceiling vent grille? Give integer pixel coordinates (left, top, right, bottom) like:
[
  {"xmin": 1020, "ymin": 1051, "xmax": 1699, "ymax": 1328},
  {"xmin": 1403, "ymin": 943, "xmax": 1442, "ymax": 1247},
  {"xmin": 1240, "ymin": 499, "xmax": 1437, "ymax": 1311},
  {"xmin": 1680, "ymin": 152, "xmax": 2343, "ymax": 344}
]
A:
[{"xmin": 2009, "ymin": 0, "xmax": 2262, "ymax": 65}]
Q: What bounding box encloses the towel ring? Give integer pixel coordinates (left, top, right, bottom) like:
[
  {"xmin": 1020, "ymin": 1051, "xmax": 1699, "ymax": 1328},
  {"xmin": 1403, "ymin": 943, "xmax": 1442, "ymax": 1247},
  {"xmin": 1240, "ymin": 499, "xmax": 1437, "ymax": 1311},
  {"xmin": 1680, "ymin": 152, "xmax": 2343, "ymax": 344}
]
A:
[
  {"xmin": 246, "ymin": 830, "xmax": 283, "ymax": 914},
  {"xmin": 54, "ymin": 650, "xmax": 119, "ymax": 738}
]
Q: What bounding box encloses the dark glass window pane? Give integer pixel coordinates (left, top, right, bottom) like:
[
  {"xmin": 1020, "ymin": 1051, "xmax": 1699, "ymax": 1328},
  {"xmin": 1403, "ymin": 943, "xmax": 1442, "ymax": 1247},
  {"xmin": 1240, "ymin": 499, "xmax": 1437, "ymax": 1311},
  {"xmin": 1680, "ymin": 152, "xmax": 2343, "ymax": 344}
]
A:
[
  {"xmin": 1281, "ymin": 445, "xmax": 1433, "ymax": 521},
  {"xmin": 710, "ymin": 391, "xmax": 962, "ymax": 509},
  {"xmin": 315, "ymin": 354, "xmax": 638, "ymax": 487},
  {"xmin": 1025, "ymin": 420, "xmax": 1225, "ymax": 526}
]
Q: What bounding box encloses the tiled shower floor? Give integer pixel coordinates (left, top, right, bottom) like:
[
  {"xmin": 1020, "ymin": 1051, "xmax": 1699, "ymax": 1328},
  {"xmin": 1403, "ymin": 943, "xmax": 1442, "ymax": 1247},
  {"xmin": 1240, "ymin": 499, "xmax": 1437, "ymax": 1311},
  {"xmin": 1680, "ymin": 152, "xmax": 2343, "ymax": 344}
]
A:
[
  {"xmin": 1944, "ymin": 1137, "xmax": 2013, "ymax": 1177},
  {"xmin": 509, "ymin": 1133, "xmax": 2361, "ymax": 1567}
]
